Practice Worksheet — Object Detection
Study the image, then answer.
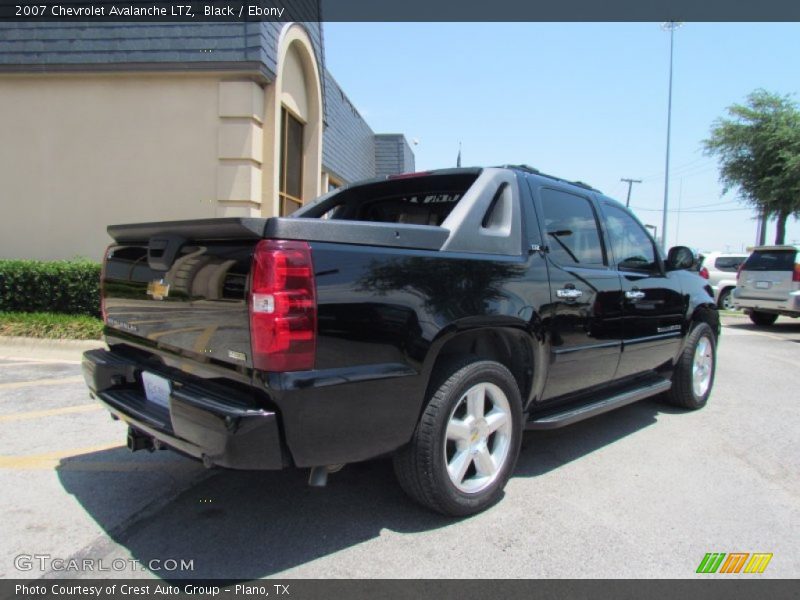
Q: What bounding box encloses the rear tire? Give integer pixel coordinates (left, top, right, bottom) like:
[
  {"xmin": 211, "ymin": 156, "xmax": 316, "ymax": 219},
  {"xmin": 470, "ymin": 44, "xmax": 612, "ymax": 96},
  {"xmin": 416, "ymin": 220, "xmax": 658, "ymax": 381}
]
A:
[
  {"xmin": 664, "ymin": 322, "xmax": 716, "ymax": 410},
  {"xmin": 393, "ymin": 358, "xmax": 523, "ymax": 517},
  {"xmin": 749, "ymin": 311, "xmax": 778, "ymax": 326}
]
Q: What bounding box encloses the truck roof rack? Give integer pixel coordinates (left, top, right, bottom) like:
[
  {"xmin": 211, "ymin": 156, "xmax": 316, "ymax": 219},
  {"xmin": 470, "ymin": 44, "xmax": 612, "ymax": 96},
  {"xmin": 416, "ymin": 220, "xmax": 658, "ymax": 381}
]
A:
[{"xmin": 501, "ymin": 164, "xmax": 600, "ymax": 193}]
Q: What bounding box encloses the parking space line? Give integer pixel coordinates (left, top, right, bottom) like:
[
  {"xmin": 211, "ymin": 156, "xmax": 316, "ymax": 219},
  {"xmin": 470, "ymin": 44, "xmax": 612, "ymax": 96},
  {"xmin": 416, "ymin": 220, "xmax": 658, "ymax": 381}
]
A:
[
  {"xmin": 0, "ymin": 361, "xmax": 41, "ymax": 368},
  {"xmin": 0, "ymin": 355, "xmax": 84, "ymax": 365},
  {"xmin": 0, "ymin": 443, "xmax": 122, "ymax": 469},
  {"xmin": 0, "ymin": 444, "xmax": 198, "ymax": 471},
  {"xmin": 55, "ymin": 461, "xmax": 199, "ymax": 472},
  {"xmin": 0, "ymin": 376, "xmax": 84, "ymax": 390},
  {"xmin": 0, "ymin": 403, "xmax": 102, "ymax": 423},
  {"xmin": 721, "ymin": 325, "xmax": 795, "ymax": 342}
]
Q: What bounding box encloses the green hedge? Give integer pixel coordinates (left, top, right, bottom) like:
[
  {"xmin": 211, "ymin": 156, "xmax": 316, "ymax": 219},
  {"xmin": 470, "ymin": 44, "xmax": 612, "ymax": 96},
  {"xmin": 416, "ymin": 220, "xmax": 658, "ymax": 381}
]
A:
[
  {"xmin": 0, "ymin": 312, "xmax": 103, "ymax": 340},
  {"xmin": 0, "ymin": 259, "xmax": 101, "ymax": 317}
]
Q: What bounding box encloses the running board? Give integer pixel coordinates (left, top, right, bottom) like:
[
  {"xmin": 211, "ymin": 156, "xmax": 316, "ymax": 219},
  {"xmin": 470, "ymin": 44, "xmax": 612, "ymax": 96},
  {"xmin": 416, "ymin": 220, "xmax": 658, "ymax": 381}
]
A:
[{"xmin": 526, "ymin": 379, "xmax": 672, "ymax": 430}]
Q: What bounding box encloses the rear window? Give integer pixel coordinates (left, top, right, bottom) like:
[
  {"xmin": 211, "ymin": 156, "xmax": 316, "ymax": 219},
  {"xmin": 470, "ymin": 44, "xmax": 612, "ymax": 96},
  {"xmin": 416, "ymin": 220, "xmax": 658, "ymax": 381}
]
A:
[
  {"xmin": 300, "ymin": 172, "xmax": 479, "ymax": 226},
  {"xmin": 713, "ymin": 256, "xmax": 746, "ymax": 272},
  {"xmin": 743, "ymin": 250, "xmax": 797, "ymax": 271}
]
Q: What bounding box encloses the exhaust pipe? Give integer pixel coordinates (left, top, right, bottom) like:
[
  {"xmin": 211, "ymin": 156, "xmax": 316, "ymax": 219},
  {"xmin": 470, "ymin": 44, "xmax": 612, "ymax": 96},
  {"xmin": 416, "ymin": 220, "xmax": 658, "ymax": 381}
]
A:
[{"xmin": 308, "ymin": 464, "xmax": 345, "ymax": 487}]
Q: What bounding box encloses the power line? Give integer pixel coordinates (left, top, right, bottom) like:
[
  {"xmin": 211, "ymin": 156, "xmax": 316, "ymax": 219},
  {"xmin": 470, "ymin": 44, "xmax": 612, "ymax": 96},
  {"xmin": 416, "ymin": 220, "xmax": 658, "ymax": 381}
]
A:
[
  {"xmin": 678, "ymin": 199, "xmax": 738, "ymax": 209},
  {"xmin": 638, "ymin": 155, "xmax": 708, "ymax": 181},
  {"xmin": 639, "ymin": 156, "xmax": 719, "ymax": 183}
]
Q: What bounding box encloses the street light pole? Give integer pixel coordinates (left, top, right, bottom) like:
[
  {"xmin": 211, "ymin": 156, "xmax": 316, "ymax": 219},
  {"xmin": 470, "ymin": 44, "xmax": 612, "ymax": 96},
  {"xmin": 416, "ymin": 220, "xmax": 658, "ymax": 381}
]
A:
[{"xmin": 661, "ymin": 21, "xmax": 682, "ymax": 252}]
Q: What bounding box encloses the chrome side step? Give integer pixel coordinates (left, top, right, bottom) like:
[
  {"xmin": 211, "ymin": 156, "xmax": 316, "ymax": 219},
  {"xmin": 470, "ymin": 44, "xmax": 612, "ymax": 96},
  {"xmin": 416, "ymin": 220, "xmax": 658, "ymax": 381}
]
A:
[{"xmin": 526, "ymin": 379, "xmax": 672, "ymax": 430}]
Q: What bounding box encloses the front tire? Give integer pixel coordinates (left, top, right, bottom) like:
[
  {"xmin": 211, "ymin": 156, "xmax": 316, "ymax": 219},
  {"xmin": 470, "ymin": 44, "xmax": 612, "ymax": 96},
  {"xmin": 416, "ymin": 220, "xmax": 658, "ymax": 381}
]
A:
[
  {"xmin": 664, "ymin": 322, "xmax": 717, "ymax": 410},
  {"xmin": 749, "ymin": 311, "xmax": 778, "ymax": 326},
  {"xmin": 393, "ymin": 359, "xmax": 523, "ymax": 517}
]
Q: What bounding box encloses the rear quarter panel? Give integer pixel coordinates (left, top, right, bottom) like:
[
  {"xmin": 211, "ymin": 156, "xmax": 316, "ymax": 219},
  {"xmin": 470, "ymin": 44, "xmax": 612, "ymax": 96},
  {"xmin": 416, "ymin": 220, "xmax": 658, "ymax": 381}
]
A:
[{"xmin": 260, "ymin": 242, "xmax": 550, "ymax": 466}]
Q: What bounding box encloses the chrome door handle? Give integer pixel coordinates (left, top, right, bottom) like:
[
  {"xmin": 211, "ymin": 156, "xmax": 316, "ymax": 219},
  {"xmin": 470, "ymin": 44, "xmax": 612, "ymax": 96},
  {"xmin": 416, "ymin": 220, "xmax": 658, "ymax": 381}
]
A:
[
  {"xmin": 625, "ymin": 290, "xmax": 646, "ymax": 300},
  {"xmin": 556, "ymin": 288, "xmax": 583, "ymax": 300}
]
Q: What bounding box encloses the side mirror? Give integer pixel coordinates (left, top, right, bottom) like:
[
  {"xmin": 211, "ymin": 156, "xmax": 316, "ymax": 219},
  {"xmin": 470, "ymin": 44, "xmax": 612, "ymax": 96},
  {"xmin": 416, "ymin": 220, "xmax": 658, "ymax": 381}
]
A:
[{"xmin": 666, "ymin": 245, "xmax": 697, "ymax": 271}]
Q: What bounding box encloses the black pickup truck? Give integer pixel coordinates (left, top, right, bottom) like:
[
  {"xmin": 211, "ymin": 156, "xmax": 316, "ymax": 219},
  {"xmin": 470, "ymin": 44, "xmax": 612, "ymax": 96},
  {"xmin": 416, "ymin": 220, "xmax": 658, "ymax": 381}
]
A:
[{"xmin": 83, "ymin": 166, "xmax": 719, "ymax": 516}]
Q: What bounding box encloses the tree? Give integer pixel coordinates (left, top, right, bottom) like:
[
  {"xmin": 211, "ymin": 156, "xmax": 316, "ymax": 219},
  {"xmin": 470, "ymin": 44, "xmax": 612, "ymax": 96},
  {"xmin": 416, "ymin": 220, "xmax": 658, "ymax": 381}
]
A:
[{"xmin": 703, "ymin": 90, "xmax": 800, "ymax": 245}]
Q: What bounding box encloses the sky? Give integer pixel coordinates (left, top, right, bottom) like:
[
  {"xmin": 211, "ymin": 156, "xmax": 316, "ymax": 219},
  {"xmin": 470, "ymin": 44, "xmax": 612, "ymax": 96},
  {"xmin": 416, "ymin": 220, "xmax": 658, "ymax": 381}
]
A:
[{"xmin": 323, "ymin": 22, "xmax": 800, "ymax": 253}]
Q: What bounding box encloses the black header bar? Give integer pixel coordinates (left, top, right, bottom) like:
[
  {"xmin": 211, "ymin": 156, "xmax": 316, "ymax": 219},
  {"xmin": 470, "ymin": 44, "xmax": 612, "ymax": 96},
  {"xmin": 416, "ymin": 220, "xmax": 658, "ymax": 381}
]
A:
[
  {"xmin": 1, "ymin": 0, "xmax": 799, "ymax": 22},
  {"xmin": 3, "ymin": 579, "xmax": 800, "ymax": 600}
]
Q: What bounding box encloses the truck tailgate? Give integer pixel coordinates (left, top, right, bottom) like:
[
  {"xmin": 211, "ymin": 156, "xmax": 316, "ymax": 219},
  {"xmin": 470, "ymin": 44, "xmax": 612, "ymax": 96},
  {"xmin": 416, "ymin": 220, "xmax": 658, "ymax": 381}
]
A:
[{"xmin": 104, "ymin": 221, "xmax": 260, "ymax": 369}]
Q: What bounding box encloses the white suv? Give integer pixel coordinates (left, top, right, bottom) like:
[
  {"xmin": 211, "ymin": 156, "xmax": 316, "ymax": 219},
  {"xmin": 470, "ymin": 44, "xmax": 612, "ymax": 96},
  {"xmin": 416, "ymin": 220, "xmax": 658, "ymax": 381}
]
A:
[
  {"xmin": 733, "ymin": 245, "xmax": 800, "ymax": 326},
  {"xmin": 698, "ymin": 252, "xmax": 748, "ymax": 310}
]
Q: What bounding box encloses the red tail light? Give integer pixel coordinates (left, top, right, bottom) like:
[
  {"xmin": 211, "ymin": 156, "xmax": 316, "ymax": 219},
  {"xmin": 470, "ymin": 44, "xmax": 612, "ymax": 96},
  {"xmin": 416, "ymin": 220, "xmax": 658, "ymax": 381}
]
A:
[
  {"xmin": 249, "ymin": 240, "xmax": 316, "ymax": 372},
  {"xmin": 699, "ymin": 267, "xmax": 709, "ymax": 279},
  {"xmin": 736, "ymin": 262, "xmax": 746, "ymax": 281},
  {"xmin": 793, "ymin": 263, "xmax": 800, "ymax": 283},
  {"xmin": 100, "ymin": 245, "xmax": 112, "ymax": 322}
]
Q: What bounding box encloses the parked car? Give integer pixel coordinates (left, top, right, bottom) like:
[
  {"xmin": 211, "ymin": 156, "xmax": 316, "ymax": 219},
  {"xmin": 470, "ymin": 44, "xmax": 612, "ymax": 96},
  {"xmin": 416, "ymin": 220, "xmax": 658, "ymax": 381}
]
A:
[
  {"xmin": 733, "ymin": 245, "xmax": 800, "ymax": 326},
  {"xmin": 82, "ymin": 166, "xmax": 719, "ymax": 516},
  {"xmin": 697, "ymin": 252, "xmax": 748, "ymax": 310}
]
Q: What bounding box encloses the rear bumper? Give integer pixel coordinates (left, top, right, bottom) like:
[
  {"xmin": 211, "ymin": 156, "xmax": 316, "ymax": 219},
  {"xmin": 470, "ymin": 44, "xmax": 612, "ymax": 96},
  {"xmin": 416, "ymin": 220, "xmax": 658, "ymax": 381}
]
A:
[
  {"xmin": 732, "ymin": 289, "xmax": 800, "ymax": 315},
  {"xmin": 82, "ymin": 348, "xmax": 286, "ymax": 470}
]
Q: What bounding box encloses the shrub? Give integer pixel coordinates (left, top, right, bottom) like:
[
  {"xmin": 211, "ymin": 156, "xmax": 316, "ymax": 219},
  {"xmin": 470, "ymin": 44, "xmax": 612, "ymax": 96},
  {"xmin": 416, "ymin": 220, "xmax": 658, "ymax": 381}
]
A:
[
  {"xmin": 0, "ymin": 312, "xmax": 103, "ymax": 340},
  {"xmin": 0, "ymin": 259, "xmax": 101, "ymax": 317}
]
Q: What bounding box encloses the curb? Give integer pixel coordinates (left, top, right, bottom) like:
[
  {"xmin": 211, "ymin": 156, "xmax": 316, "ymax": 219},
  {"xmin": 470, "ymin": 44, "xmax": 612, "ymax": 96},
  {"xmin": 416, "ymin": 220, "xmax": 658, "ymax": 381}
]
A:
[{"xmin": 0, "ymin": 336, "xmax": 105, "ymax": 362}]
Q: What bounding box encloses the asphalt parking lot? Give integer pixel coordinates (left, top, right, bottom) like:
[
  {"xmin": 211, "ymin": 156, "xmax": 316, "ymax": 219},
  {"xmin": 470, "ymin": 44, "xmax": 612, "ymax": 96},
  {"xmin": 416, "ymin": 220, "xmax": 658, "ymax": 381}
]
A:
[{"xmin": 1, "ymin": 314, "xmax": 798, "ymax": 580}]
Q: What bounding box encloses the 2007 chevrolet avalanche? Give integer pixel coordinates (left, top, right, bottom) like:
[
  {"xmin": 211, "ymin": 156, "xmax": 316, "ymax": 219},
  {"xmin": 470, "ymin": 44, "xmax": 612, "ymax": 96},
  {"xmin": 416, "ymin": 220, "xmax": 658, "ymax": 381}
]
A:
[{"xmin": 82, "ymin": 166, "xmax": 719, "ymax": 516}]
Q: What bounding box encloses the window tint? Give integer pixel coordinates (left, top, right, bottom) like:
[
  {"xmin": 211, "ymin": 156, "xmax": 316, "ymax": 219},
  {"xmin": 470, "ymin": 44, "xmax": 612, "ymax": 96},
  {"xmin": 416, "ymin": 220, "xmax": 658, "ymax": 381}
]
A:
[
  {"xmin": 540, "ymin": 189, "xmax": 605, "ymax": 266},
  {"xmin": 603, "ymin": 204, "xmax": 658, "ymax": 271},
  {"xmin": 743, "ymin": 250, "xmax": 797, "ymax": 271},
  {"xmin": 713, "ymin": 256, "xmax": 746, "ymax": 272}
]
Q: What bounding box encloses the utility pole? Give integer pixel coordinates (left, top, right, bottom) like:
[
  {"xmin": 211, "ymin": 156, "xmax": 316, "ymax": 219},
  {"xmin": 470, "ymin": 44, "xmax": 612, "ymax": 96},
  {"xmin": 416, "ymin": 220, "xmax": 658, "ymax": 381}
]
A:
[
  {"xmin": 661, "ymin": 21, "xmax": 683, "ymax": 251},
  {"xmin": 620, "ymin": 178, "xmax": 642, "ymax": 207}
]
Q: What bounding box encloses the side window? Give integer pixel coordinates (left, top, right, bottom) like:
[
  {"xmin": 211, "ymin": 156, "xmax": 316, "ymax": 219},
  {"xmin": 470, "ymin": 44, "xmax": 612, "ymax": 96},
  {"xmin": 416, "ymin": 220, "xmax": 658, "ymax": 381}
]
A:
[
  {"xmin": 714, "ymin": 256, "xmax": 745, "ymax": 272},
  {"xmin": 603, "ymin": 204, "xmax": 658, "ymax": 272},
  {"xmin": 540, "ymin": 188, "xmax": 605, "ymax": 266}
]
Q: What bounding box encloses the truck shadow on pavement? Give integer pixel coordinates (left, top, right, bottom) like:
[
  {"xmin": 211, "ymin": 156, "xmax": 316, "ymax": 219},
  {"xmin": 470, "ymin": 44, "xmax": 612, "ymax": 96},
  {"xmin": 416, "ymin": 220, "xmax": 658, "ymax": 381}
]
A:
[{"xmin": 56, "ymin": 397, "xmax": 675, "ymax": 580}]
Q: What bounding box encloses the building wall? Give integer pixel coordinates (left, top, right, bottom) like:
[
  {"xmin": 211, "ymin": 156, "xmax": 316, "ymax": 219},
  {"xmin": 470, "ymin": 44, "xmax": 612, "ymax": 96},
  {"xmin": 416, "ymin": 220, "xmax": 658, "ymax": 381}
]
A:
[
  {"xmin": 0, "ymin": 73, "xmax": 226, "ymax": 260},
  {"xmin": 322, "ymin": 71, "xmax": 376, "ymax": 184},
  {"xmin": 375, "ymin": 134, "xmax": 416, "ymax": 177},
  {"xmin": 0, "ymin": 20, "xmax": 414, "ymax": 261}
]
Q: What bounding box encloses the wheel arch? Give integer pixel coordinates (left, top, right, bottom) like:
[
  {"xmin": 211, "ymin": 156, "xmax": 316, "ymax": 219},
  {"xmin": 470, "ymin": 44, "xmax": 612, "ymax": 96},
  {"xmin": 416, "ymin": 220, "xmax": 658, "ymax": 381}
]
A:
[
  {"xmin": 690, "ymin": 303, "xmax": 720, "ymax": 337},
  {"xmin": 421, "ymin": 324, "xmax": 543, "ymax": 414}
]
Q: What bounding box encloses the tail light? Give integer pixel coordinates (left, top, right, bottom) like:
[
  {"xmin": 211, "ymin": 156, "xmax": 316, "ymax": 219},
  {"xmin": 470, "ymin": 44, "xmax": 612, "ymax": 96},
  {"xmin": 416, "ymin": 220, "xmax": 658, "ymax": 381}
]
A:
[
  {"xmin": 793, "ymin": 263, "xmax": 800, "ymax": 283},
  {"xmin": 736, "ymin": 262, "xmax": 746, "ymax": 281},
  {"xmin": 249, "ymin": 240, "xmax": 317, "ymax": 372},
  {"xmin": 100, "ymin": 245, "xmax": 112, "ymax": 322},
  {"xmin": 699, "ymin": 267, "xmax": 709, "ymax": 279}
]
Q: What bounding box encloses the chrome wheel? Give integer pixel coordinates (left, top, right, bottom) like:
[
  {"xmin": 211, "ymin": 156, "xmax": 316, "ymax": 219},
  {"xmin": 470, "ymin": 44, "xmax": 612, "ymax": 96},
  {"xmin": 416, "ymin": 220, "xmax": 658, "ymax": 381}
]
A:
[
  {"xmin": 692, "ymin": 336, "xmax": 714, "ymax": 397},
  {"xmin": 444, "ymin": 382, "xmax": 512, "ymax": 494}
]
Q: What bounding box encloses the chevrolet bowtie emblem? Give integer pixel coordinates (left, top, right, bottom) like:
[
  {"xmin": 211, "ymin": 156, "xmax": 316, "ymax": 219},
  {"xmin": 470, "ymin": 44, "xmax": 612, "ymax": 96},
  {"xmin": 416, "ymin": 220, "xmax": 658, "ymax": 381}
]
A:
[{"xmin": 147, "ymin": 279, "xmax": 170, "ymax": 300}]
